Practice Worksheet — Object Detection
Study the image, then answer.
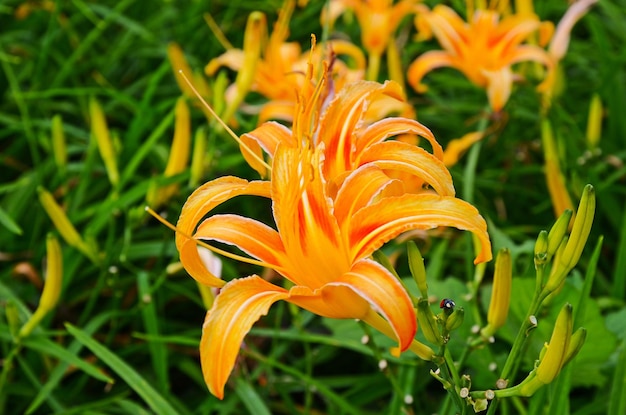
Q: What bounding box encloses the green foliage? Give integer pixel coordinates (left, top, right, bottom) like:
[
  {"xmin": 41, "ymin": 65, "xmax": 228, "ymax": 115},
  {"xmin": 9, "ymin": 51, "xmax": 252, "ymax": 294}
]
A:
[{"xmin": 1, "ymin": 0, "xmax": 625, "ymax": 414}]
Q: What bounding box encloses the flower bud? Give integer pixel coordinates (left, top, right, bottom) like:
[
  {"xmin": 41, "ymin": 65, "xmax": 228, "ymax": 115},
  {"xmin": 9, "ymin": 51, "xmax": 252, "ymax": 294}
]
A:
[
  {"xmin": 445, "ymin": 307, "xmax": 465, "ymax": 332},
  {"xmin": 481, "ymin": 248, "xmax": 512, "ymax": 338},
  {"xmin": 586, "ymin": 93, "xmax": 602, "ymax": 149},
  {"xmin": 51, "ymin": 114, "xmax": 67, "ymax": 174},
  {"xmin": 417, "ymin": 298, "xmax": 442, "ymax": 346},
  {"xmin": 407, "ymin": 241, "xmax": 428, "ymax": 298},
  {"xmin": 562, "ymin": 327, "xmax": 586, "ymax": 366},
  {"xmin": 536, "ymin": 303, "xmax": 573, "ymax": 384},
  {"xmin": 542, "ymin": 118, "xmax": 574, "ymax": 218},
  {"xmin": 18, "ymin": 234, "xmax": 63, "ymax": 338},
  {"xmin": 90, "ymin": 97, "xmax": 119, "ymax": 187},
  {"xmin": 547, "ymin": 209, "xmax": 573, "ymax": 258},
  {"xmin": 190, "ymin": 126, "xmax": 209, "ymax": 187},
  {"xmin": 544, "ymin": 185, "xmax": 595, "ymax": 294},
  {"xmin": 534, "ymin": 230, "xmax": 549, "ymax": 267},
  {"xmin": 38, "ymin": 187, "xmax": 97, "ymax": 263}
]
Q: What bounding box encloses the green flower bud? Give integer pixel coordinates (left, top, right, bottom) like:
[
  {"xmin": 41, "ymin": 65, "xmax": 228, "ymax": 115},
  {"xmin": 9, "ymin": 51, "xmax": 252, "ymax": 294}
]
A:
[
  {"xmin": 417, "ymin": 298, "xmax": 442, "ymax": 346},
  {"xmin": 408, "ymin": 241, "xmax": 428, "ymax": 298},
  {"xmin": 482, "ymin": 248, "xmax": 512, "ymax": 338},
  {"xmin": 536, "ymin": 303, "xmax": 573, "ymax": 384}
]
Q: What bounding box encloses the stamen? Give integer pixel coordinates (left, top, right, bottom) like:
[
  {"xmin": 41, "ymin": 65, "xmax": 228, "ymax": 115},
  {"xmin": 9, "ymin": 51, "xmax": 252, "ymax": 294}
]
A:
[
  {"xmin": 145, "ymin": 206, "xmax": 284, "ymax": 271},
  {"xmin": 177, "ymin": 70, "xmax": 272, "ymax": 173}
]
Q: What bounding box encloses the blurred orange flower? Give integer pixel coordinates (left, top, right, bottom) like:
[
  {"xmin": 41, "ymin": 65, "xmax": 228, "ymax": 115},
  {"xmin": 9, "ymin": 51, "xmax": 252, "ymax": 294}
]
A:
[
  {"xmin": 324, "ymin": 0, "xmax": 422, "ymax": 81},
  {"xmin": 407, "ymin": 4, "xmax": 555, "ymax": 112}
]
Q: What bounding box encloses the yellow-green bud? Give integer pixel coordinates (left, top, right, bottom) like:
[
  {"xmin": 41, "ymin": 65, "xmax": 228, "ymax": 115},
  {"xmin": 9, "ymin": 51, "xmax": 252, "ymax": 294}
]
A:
[
  {"xmin": 18, "ymin": 234, "xmax": 63, "ymax": 338},
  {"xmin": 534, "ymin": 231, "xmax": 549, "ymax": 266},
  {"xmin": 562, "ymin": 327, "xmax": 586, "ymax": 366},
  {"xmin": 190, "ymin": 126, "xmax": 208, "ymax": 187},
  {"xmin": 536, "ymin": 303, "xmax": 573, "ymax": 384},
  {"xmin": 51, "ymin": 114, "xmax": 67, "ymax": 173},
  {"xmin": 545, "ymin": 185, "xmax": 595, "ymax": 294},
  {"xmin": 90, "ymin": 96, "xmax": 119, "ymax": 187},
  {"xmin": 547, "ymin": 209, "xmax": 572, "ymax": 257},
  {"xmin": 586, "ymin": 93, "xmax": 603, "ymax": 149},
  {"xmin": 38, "ymin": 187, "xmax": 97, "ymax": 263},
  {"xmin": 408, "ymin": 241, "xmax": 428, "ymax": 297},
  {"xmin": 417, "ymin": 299, "xmax": 442, "ymax": 346},
  {"xmin": 445, "ymin": 307, "xmax": 465, "ymax": 332},
  {"xmin": 482, "ymin": 248, "xmax": 512, "ymax": 337}
]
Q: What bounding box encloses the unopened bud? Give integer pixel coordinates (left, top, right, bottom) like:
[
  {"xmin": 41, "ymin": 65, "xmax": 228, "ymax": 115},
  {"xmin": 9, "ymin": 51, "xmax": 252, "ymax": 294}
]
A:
[
  {"xmin": 536, "ymin": 303, "xmax": 573, "ymax": 384},
  {"xmin": 90, "ymin": 97, "xmax": 119, "ymax": 187},
  {"xmin": 18, "ymin": 234, "xmax": 63, "ymax": 338},
  {"xmin": 482, "ymin": 248, "xmax": 512, "ymax": 337},
  {"xmin": 417, "ymin": 299, "xmax": 442, "ymax": 346},
  {"xmin": 408, "ymin": 241, "xmax": 428, "ymax": 297}
]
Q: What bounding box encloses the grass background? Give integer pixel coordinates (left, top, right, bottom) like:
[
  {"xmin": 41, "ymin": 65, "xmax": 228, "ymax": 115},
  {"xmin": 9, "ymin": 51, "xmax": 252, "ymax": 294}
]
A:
[{"xmin": 1, "ymin": 0, "xmax": 626, "ymax": 414}]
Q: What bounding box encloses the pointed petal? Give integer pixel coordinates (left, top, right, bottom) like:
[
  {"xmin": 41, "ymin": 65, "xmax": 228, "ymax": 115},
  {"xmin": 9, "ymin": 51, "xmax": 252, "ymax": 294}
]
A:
[
  {"xmin": 271, "ymin": 145, "xmax": 350, "ymax": 287},
  {"xmin": 201, "ymin": 276, "xmax": 288, "ymax": 399},
  {"xmin": 177, "ymin": 177, "xmax": 271, "ymax": 286},
  {"xmin": 339, "ymin": 259, "xmax": 417, "ymax": 351},
  {"xmin": 241, "ymin": 121, "xmax": 294, "ymax": 160},
  {"xmin": 356, "ymin": 117, "xmax": 443, "ymax": 161},
  {"xmin": 443, "ymin": 132, "xmax": 484, "ymax": 167},
  {"xmin": 350, "ymin": 194, "xmax": 492, "ymax": 264},
  {"xmin": 194, "ymin": 214, "xmax": 287, "ymax": 273},
  {"xmin": 334, "ymin": 164, "xmax": 404, "ymax": 228},
  {"xmin": 318, "ymin": 80, "xmax": 405, "ymax": 179},
  {"xmin": 549, "ymin": 0, "xmax": 598, "ymax": 60},
  {"xmin": 407, "ymin": 51, "xmax": 455, "ymax": 93},
  {"xmin": 258, "ymin": 101, "xmax": 296, "ymax": 124},
  {"xmin": 483, "ymin": 67, "xmax": 513, "ymax": 112},
  {"xmin": 358, "ymin": 141, "xmax": 456, "ymax": 196},
  {"xmin": 510, "ymin": 45, "xmax": 555, "ymax": 92},
  {"xmin": 205, "ymin": 49, "xmax": 245, "ymax": 76}
]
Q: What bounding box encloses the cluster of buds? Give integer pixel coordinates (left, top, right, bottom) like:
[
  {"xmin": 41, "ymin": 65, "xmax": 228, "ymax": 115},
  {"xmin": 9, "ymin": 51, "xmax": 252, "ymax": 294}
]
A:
[
  {"xmin": 516, "ymin": 303, "xmax": 587, "ymax": 396},
  {"xmin": 408, "ymin": 241, "xmax": 465, "ymax": 347}
]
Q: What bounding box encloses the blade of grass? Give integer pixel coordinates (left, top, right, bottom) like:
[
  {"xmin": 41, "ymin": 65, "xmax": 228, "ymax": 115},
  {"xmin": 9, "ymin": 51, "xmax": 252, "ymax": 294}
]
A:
[
  {"xmin": 21, "ymin": 335, "xmax": 114, "ymax": 383},
  {"xmin": 137, "ymin": 271, "xmax": 169, "ymax": 393},
  {"xmin": 65, "ymin": 322, "xmax": 179, "ymax": 415},
  {"xmin": 234, "ymin": 378, "xmax": 272, "ymax": 415},
  {"xmin": 25, "ymin": 311, "xmax": 119, "ymax": 414}
]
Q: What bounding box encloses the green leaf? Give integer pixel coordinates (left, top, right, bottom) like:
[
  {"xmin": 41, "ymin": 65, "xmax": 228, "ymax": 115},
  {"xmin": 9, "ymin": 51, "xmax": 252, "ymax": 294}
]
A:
[
  {"xmin": 0, "ymin": 205, "xmax": 22, "ymax": 235},
  {"xmin": 65, "ymin": 323, "xmax": 180, "ymax": 415},
  {"xmin": 234, "ymin": 378, "xmax": 272, "ymax": 415},
  {"xmin": 21, "ymin": 335, "xmax": 113, "ymax": 383}
]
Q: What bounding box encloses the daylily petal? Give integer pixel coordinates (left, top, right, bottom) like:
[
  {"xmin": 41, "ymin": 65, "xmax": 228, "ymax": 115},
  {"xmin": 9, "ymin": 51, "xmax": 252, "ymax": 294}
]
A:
[
  {"xmin": 443, "ymin": 131, "xmax": 484, "ymax": 167},
  {"xmin": 407, "ymin": 50, "xmax": 455, "ymax": 92},
  {"xmin": 205, "ymin": 49, "xmax": 245, "ymax": 76},
  {"xmin": 272, "ymin": 145, "xmax": 350, "ymax": 287},
  {"xmin": 356, "ymin": 117, "xmax": 442, "ymax": 161},
  {"xmin": 318, "ymin": 80, "xmax": 405, "ymax": 178},
  {"xmin": 287, "ymin": 258, "xmax": 417, "ymax": 352},
  {"xmin": 200, "ymin": 276, "xmax": 289, "ymax": 399},
  {"xmin": 334, "ymin": 164, "xmax": 404, "ymax": 228},
  {"xmin": 177, "ymin": 177, "xmax": 271, "ymax": 286},
  {"xmin": 549, "ymin": 0, "xmax": 598, "ymax": 61},
  {"xmin": 483, "ymin": 67, "xmax": 513, "ymax": 112},
  {"xmin": 509, "ymin": 44, "xmax": 555, "ymax": 92},
  {"xmin": 194, "ymin": 214, "xmax": 287, "ymax": 275},
  {"xmin": 350, "ymin": 194, "xmax": 492, "ymax": 264},
  {"xmin": 258, "ymin": 101, "xmax": 298, "ymax": 124},
  {"xmin": 338, "ymin": 259, "xmax": 417, "ymax": 351},
  {"xmin": 241, "ymin": 121, "xmax": 295, "ymax": 160},
  {"xmin": 357, "ymin": 141, "xmax": 456, "ymax": 196}
]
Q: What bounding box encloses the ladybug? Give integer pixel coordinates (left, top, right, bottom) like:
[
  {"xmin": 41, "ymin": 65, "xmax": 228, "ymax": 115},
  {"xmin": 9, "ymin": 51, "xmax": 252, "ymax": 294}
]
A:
[{"xmin": 440, "ymin": 298, "xmax": 456, "ymax": 310}]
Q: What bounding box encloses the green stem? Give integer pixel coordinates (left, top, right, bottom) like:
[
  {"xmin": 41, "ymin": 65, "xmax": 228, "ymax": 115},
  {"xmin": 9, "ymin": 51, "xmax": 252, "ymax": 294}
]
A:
[
  {"xmin": 462, "ymin": 111, "xmax": 491, "ymax": 204},
  {"xmin": 367, "ymin": 52, "xmax": 381, "ymax": 81}
]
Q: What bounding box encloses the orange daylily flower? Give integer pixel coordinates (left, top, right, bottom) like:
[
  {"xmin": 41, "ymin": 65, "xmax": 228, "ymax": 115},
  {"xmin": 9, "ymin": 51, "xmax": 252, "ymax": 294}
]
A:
[
  {"xmin": 324, "ymin": 0, "xmax": 422, "ymax": 81},
  {"xmin": 407, "ymin": 4, "xmax": 555, "ymax": 112},
  {"xmin": 176, "ymin": 63, "xmax": 492, "ymax": 399},
  {"xmin": 206, "ymin": 0, "xmax": 365, "ymax": 124}
]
